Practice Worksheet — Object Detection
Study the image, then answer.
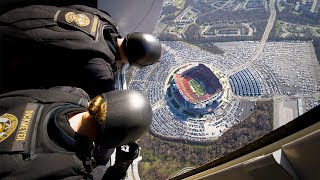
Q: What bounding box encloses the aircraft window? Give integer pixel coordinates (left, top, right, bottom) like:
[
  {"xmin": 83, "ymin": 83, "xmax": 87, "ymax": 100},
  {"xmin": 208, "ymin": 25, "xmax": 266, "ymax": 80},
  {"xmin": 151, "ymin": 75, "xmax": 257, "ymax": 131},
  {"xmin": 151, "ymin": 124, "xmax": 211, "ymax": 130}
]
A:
[{"xmin": 127, "ymin": 0, "xmax": 320, "ymax": 179}]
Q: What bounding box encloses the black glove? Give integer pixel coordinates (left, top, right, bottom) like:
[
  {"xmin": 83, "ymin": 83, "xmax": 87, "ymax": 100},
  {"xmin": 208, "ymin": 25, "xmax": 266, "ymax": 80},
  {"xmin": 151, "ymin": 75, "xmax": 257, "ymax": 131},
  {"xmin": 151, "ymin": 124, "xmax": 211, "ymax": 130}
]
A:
[
  {"xmin": 102, "ymin": 143, "xmax": 140, "ymax": 180},
  {"xmin": 115, "ymin": 142, "xmax": 139, "ymax": 165}
]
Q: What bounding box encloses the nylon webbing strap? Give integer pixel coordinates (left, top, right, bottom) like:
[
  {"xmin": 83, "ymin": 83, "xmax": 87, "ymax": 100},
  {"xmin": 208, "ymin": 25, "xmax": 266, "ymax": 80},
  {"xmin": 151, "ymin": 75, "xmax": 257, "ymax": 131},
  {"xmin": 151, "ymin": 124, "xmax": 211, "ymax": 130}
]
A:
[
  {"xmin": 0, "ymin": 89, "xmax": 88, "ymax": 107},
  {"xmin": 0, "ymin": 5, "xmax": 100, "ymax": 40}
]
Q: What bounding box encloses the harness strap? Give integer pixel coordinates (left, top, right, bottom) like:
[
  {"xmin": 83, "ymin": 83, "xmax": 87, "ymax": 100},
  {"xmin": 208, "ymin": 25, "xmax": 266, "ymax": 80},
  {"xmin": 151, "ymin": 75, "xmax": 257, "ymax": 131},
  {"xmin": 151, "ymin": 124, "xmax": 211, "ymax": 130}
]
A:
[
  {"xmin": 0, "ymin": 5, "xmax": 101, "ymax": 39},
  {"xmin": 0, "ymin": 4, "xmax": 118, "ymax": 62},
  {"xmin": 0, "ymin": 89, "xmax": 88, "ymax": 107}
]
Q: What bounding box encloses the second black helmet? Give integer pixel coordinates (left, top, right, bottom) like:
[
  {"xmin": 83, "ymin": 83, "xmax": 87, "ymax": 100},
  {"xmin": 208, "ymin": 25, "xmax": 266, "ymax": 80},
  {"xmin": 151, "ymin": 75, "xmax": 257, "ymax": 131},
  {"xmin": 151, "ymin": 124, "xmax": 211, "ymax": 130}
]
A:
[
  {"xmin": 90, "ymin": 90, "xmax": 153, "ymax": 148},
  {"xmin": 123, "ymin": 32, "xmax": 162, "ymax": 68}
]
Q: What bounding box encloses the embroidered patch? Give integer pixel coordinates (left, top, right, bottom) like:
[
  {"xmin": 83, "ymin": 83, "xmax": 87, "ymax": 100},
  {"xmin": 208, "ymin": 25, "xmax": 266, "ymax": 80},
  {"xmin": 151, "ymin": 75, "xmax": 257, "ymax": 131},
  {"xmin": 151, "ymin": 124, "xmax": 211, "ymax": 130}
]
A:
[
  {"xmin": 90, "ymin": 16, "xmax": 99, "ymax": 34},
  {"xmin": 65, "ymin": 12, "xmax": 90, "ymax": 27},
  {"xmin": 0, "ymin": 114, "xmax": 18, "ymax": 142},
  {"xmin": 12, "ymin": 103, "xmax": 38, "ymax": 152}
]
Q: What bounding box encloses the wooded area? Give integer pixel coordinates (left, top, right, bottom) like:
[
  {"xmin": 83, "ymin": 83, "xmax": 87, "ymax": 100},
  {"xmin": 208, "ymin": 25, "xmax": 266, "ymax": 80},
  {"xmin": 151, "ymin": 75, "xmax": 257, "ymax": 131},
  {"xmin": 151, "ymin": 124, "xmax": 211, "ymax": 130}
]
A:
[{"xmin": 138, "ymin": 101, "xmax": 273, "ymax": 180}]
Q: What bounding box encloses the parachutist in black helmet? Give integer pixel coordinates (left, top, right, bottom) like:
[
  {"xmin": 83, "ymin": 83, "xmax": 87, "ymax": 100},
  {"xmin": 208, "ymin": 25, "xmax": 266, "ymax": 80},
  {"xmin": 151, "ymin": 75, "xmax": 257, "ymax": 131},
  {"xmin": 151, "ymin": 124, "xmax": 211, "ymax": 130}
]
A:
[
  {"xmin": 117, "ymin": 32, "xmax": 162, "ymax": 68},
  {"xmin": 0, "ymin": 88, "xmax": 151, "ymax": 179},
  {"xmin": 0, "ymin": 2, "xmax": 163, "ymax": 98},
  {"xmin": 0, "ymin": 1, "xmax": 163, "ymax": 98}
]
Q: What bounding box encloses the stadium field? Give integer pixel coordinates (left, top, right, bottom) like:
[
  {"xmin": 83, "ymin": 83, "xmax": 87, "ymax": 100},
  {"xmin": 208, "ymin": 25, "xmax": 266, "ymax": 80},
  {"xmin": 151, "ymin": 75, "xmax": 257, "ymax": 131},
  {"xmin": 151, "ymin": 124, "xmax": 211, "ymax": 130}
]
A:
[{"xmin": 189, "ymin": 79, "xmax": 205, "ymax": 96}]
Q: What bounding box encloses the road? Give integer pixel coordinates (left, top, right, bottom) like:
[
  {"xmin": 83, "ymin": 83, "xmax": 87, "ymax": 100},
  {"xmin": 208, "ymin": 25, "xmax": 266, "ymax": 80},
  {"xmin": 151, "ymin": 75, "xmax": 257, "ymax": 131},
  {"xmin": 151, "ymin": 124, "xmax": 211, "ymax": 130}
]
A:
[
  {"xmin": 226, "ymin": 0, "xmax": 277, "ymax": 76},
  {"xmin": 152, "ymin": 99, "xmax": 165, "ymax": 111}
]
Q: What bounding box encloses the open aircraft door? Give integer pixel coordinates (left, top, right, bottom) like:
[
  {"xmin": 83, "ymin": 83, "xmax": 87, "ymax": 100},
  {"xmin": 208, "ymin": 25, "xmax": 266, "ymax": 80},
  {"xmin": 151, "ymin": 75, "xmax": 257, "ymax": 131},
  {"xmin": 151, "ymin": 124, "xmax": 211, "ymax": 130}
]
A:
[
  {"xmin": 97, "ymin": 2, "xmax": 164, "ymax": 179},
  {"xmin": 98, "ymin": 0, "xmax": 164, "ymax": 36}
]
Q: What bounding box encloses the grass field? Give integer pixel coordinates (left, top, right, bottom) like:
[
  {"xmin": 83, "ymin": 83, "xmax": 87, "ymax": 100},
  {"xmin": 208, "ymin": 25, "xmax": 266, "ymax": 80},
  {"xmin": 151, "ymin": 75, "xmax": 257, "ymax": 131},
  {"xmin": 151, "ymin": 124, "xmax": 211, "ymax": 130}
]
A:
[
  {"xmin": 173, "ymin": 0, "xmax": 186, "ymax": 9},
  {"xmin": 189, "ymin": 79, "xmax": 205, "ymax": 96}
]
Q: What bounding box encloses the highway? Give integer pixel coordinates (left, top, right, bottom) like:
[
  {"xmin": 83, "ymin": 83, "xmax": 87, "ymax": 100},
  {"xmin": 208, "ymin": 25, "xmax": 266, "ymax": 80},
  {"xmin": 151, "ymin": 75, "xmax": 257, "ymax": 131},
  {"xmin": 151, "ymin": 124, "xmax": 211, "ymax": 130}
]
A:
[{"xmin": 226, "ymin": 0, "xmax": 277, "ymax": 76}]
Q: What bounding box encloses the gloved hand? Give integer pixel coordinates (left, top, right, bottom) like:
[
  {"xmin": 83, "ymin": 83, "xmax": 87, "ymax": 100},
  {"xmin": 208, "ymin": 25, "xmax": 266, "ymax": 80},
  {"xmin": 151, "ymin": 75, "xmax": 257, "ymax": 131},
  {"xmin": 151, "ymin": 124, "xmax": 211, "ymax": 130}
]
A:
[
  {"xmin": 115, "ymin": 142, "xmax": 139, "ymax": 165},
  {"xmin": 102, "ymin": 143, "xmax": 140, "ymax": 180}
]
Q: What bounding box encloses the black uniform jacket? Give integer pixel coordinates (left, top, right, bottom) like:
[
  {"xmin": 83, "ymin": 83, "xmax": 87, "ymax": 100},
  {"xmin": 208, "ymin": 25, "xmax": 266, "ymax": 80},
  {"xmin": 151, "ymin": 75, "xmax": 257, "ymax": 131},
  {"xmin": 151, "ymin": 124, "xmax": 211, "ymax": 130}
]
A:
[
  {"xmin": 0, "ymin": 3, "xmax": 120, "ymax": 98},
  {"xmin": 0, "ymin": 88, "xmax": 128, "ymax": 179}
]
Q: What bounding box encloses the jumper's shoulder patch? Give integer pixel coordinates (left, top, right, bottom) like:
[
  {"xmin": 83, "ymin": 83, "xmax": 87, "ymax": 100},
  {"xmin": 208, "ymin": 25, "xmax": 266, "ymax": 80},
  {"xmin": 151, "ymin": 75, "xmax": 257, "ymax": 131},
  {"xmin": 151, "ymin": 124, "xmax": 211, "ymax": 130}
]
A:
[
  {"xmin": 56, "ymin": 10, "xmax": 99, "ymax": 39},
  {"xmin": 65, "ymin": 12, "xmax": 90, "ymax": 27}
]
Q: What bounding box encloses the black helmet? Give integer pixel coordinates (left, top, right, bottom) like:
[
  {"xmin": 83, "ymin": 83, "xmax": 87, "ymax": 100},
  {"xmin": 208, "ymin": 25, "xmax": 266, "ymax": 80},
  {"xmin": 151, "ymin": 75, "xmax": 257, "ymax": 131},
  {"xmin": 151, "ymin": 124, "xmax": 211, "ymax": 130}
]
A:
[
  {"xmin": 123, "ymin": 32, "xmax": 162, "ymax": 68},
  {"xmin": 96, "ymin": 90, "xmax": 152, "ymax": 148}
]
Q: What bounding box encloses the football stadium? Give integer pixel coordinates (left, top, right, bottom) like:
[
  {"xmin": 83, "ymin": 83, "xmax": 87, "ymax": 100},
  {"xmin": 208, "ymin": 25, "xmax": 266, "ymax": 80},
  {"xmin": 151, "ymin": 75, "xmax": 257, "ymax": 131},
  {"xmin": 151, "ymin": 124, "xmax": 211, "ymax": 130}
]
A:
[
  {"xmin": 166, "ymin": 63, "xmax": 224, "ymax": 119},
  {"xmin": 129, "ymin": 41, "xmax": 259, "ymax": 142}
]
